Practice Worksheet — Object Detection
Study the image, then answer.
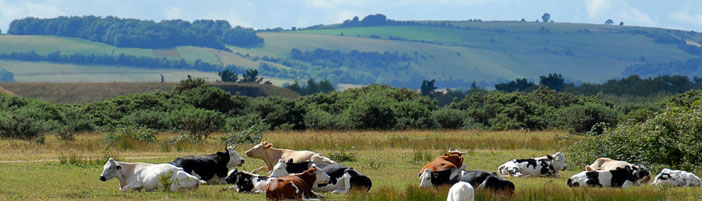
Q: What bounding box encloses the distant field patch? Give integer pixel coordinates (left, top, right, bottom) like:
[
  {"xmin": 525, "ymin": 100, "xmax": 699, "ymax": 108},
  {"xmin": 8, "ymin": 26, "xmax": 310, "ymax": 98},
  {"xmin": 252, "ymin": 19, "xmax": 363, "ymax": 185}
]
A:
[
  {"xmin": 152, "ymin": 49, "xmax": 180, "ymax": 58},
  {"xmin": 176, "ymin": 46, "xmax": 223, "ymax": 65}
]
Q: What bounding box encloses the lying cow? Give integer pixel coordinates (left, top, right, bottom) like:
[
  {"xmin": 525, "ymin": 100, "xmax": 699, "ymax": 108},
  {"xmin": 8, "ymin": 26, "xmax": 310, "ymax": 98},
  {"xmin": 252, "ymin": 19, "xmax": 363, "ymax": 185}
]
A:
[
  {"xmin": 265, "ymin": 164, "xmax": 331, "ymax": 200},
  {"xmin": 283, "ymin": 159, "xmax": 373, "ymax": 193},
  {"xmin": 223, "ymin": 169, "xmax": 270, "ymax": 193},
  {"xmin": 245, "ymin": 141, "xmax": 336, "ymax": 173},
  {"xmin": 419, "ymin": 150, "xmax": 468, "ymax": 176},
  {"xmin": 652, "ymin": 168, "xmax": 701, "ymax": 187},
  {"xmin": 585, "ymin": 158, "xmax": 651, "ymax": 184},
  {"xmin": 170, "ymin": 145, "xmax": 244, "ymax": 184},
  {"xmin": 447, "ymin": 182, "xmax": 474, "ymax": 201},
  {"xmin": 99, "ymin": 158, "xmax": 200, "ymax": 192},
  {"xmin": 497, "ymin": 152, "xmax": 567, "ymax": 178},
  {"xmin": 419, "ymin": 168, "xmax": 515, "ymax": 194},
  {"xmin": 567, "ymin": 166, "xmax": 640, "ymax": 188}
]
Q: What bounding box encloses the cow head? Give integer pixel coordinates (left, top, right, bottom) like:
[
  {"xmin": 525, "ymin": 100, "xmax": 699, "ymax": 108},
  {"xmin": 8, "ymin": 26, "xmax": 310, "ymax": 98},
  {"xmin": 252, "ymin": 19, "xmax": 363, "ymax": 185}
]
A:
[
  {"xmin": 652, "ymin": 168, "xmax": 686, "ymax": 187},
  {"xmin": 99, "ymin": 158, "xmax": 121, "ymax": 182},
  {"xmin": 226, "ymin": 145, "xmax": 245, "ymax": 169},
  {"xmin": 309, "ymin": 164, "xmax": 330, "ymax": 185},
  {"xmin": 621, "ymin": 166, "xmax": 641, "ymax": 187},
  {"xmin": 245, "ymin": 141, "xmax": 273, "ymax": 158},
  {"xmin": 634, "ymin": 164, "xmax": 651, "ymax": 184},
  {"xmin": 270, "ymin": 159, "xmax": 289, "ymax": 177},
  {"xmin": 549, "ymin": 152, "xmax": 567, "ymax": 171},
  {"xmin": 442, "ymin": 150, "xmax": 466, "ymax": 168},
  {"xmin": 418, "ymin": 169, "xmax": 433, "ymax": 187},
  {"xmin": 224, "ymin": 169, "xmax": 240, "ymax": 184}
]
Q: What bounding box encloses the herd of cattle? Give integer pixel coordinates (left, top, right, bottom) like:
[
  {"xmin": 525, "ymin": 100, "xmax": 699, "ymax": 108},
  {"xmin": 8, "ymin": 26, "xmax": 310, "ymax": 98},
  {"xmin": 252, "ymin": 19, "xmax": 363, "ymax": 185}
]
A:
[{"xmin": 99, "ymin": 142, "xmax": 701, "ymax": 200}]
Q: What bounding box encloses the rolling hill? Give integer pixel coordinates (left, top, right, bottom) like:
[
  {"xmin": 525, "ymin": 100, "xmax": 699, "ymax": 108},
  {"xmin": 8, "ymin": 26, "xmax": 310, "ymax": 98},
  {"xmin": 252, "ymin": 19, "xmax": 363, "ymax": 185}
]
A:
[{"xmin": 0, "ymin": 19, "xmax": 700, "ymax": 89}]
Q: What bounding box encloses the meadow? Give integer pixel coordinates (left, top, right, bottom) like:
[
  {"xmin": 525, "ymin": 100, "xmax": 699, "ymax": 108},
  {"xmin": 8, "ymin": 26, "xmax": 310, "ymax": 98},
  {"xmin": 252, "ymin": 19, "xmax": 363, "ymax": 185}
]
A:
[{"xmin": 1, "ymin": 130, "xmax": 701, "ymax": 200}]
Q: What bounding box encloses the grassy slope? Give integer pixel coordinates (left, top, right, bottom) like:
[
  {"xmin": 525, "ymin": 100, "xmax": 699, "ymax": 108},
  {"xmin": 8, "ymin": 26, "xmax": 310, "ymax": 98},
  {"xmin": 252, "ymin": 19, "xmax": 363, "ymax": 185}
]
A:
[
  {"xmin": 1, "ymin": 130, "xmax": 701, "ymax": 200},
  {"xmin": 0, "ymin": 86, "xmax": 13, "ymax": 96}
]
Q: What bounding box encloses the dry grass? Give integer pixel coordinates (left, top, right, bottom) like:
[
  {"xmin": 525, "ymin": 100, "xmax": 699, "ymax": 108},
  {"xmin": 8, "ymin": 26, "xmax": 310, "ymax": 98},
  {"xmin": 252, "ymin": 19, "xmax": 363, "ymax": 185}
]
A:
[
  {"xmin": 0, "ymin": 86, "xmax": 13, "ymax": 96},
  {"xmin": 0, "ymin": 82, "xmax": 300, "ymax": 104}
]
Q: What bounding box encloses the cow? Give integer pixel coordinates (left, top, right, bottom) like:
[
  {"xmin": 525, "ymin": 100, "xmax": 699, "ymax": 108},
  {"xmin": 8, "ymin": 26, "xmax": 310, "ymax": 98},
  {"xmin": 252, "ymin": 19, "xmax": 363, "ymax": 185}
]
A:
[
  {"xmin": 419, "ymin": 168, "xmax": 515, "ymax": 194},
  {"xmin": 419, "ymin": 150, "xmax": 468, "ymax": 176},
  {"xmin": 567, "ymin": 166, "xmax": 640, "ymax": 188},
  {"xmin": 447, "ymin": 182, "xmax": 474, "ymax": 201},
  {"xmin": 245, "ymin": 141, "xmax": 336, "ymax": 173},
  {"xmin": 652, "ymin": 168, "xmax": 701, "ymax": 187},
  {"xmin": 170, "ymin": 145, "xmax": 244, "ymax": 184},
  {"xmin": 99, "ymin": 158, "xmax": 200, "ymax": 192},
  {"xmin": 265, "ymin": 164, "xmax": 331, "ymax": 200},
  {"xmin": 585, "ymin": 158, "xmax": 651, "ymax": 184},
  {"xmin": 497, "ymin": 152, "xmax": 567, "ymax": 178},
  {"xmin": 222, "ymin": 169, "xmax": 270, "ymax": 193},
  {"xmin": 282, "ymin": 159, "xmax": 373, "ymax": 193}
]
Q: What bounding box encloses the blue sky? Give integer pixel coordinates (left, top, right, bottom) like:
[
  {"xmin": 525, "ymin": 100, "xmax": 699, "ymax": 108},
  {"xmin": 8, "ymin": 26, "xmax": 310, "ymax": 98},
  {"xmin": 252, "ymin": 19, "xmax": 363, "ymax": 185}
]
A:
[{"xmin": 0, "ymin": 0, "xmax": 700, "ymax": 32}]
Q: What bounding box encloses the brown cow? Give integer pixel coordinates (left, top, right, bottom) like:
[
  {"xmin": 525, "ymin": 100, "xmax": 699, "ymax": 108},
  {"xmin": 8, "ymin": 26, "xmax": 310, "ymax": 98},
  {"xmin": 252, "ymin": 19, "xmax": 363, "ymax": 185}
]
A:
[
  {"xmin": 265, "ymin": 164, "xmax": 331, "ymax": 200},
  {"xmin": 418, "ymin": 150, "xmax": 468, "ymax": 176}
]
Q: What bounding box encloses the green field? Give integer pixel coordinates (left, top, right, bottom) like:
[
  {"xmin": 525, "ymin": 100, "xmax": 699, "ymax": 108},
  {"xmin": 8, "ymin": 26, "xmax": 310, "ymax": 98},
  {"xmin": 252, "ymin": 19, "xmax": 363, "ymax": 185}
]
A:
[{"xmin": 1, "ymin": 130, "xmax": 701, "ymax": 200}]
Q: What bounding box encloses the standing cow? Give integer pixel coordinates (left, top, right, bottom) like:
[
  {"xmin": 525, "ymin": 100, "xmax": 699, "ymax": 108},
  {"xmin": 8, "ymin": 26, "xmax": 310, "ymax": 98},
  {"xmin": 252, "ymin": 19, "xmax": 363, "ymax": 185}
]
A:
[
  {"xmin": 99, "ymin": 158, "xmax": 200, "ymax": 192},
  {"xmin": 245, "ymin": 141, "xmax": 336, "ymax": 173},
  {"xmin": 585, "ymin": 158, "xmax": 651, "ymax": 184},
  {"xmin": 170, "ymin": 145, "xmax": 244, "ymax": 184},
  {"xmin": 497, "ymin": 152, "xmax": 567, "ymax": 178},
  {"xmin": 652, "ymin": 169, "xmax": 701, "ymax": 187}
]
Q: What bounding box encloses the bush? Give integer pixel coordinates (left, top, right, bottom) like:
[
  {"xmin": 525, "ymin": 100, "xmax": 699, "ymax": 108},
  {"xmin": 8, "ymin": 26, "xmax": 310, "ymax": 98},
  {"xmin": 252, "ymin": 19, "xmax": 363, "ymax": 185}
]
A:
[
  {"xmin": 104, "ymin": 127, "xmax": 158, "ymax": 144},
  {"xmin": 120, "ymin": 110, "xmax": 171, "ymax": 130},
  {"xmin": 0, "ymin": 111, "xmax": 43, "ymax": 140},
  {"xmin": 432, "ymin": 108, "xmax": 466, "ymax": 129},
  {"xmin": 328, "ymin": 148, "xmax": 356, "ymax": 162},
  {"xmin": 219, "ymin": 124, "xmax": 267, "ymax": 145},
  {"xmin": 557, "ymin": 103, "xmax": 618, "ymax": 134},
  {"xmin": 169, "ymin": 108, "xmax": 225, "ymax": 141},
  {"xmin": 569, "ymin": 104, "xmax": 702, "ymax": 170},
  {"xmin": 344, "ymin": 94, "xmax": 396, "ymax": 129}
]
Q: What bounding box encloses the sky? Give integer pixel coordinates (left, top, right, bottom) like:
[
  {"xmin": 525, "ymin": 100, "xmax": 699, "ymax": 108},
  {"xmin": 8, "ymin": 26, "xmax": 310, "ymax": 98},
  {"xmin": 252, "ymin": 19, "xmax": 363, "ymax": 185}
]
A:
[{"xmin": 0, "ymin": 0, "xmax": 700, "ymax": 33}]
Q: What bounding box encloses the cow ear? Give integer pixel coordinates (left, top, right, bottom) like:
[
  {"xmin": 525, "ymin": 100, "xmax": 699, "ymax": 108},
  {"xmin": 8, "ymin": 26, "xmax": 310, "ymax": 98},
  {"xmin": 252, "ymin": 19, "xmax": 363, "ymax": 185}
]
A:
[
  {"xmin": 287, "ymin": 159, "xmax": 294, "ymax": 164},
  {"xmin": 547, "ymin": 155, "xmax": 554, "ymax": 160},
  {"xmin": 264, "ymin": 143, "xmax": 273, "ymax": 149},
  {"xmin": 116, "ymin": 165, "xmax": 121, "ymax": 170}
]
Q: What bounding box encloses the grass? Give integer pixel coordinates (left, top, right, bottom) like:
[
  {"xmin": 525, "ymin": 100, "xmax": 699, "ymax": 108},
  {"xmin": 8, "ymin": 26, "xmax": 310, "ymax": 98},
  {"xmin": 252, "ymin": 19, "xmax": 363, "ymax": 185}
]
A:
[{"xmin": 2, "ymin": 130, "xmax": 701, "ymax": 200}]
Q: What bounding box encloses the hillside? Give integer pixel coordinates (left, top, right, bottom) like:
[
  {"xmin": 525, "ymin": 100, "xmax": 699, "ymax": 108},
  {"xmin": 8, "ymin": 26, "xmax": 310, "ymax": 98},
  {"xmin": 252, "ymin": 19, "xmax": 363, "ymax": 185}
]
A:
[
  {"xmin": 0, "ymin": 82, "xmax": 299, "ymax": 104},
  {"xmin": 0, "ymin": 86, "xmax": 13, "ymax": 96},
  {"xmin": 0, "ymin": 19, "xmax": 700, "ymax": 88}
]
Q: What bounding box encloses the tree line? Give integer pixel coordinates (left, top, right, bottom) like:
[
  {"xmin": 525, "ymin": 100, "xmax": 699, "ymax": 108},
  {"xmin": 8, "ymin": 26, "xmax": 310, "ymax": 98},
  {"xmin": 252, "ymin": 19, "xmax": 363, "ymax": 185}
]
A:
[{"xmin": 8, "ymin": 16, "xmax": 263, "ymax": 50}]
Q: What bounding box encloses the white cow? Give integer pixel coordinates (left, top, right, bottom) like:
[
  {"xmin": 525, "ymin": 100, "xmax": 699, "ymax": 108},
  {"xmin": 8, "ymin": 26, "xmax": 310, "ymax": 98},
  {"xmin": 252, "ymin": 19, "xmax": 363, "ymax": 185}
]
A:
[
  {"xmin": 567, "ymin": 166, "xmax": 639, "ymax": 188},
  {"xmin": 497, "ymin": 152, "xmax": 567, "ymax": 178},
  {"xmin": 447, "ymin": 182, "xmax": 474, "ymax": 201},
  {"xmin": 100, "ymin": 158, "xmax": 200, "ymax": 192},
  {"xmin": 652, "ymin": 169, "xmax": 701, "ymax": 187}
]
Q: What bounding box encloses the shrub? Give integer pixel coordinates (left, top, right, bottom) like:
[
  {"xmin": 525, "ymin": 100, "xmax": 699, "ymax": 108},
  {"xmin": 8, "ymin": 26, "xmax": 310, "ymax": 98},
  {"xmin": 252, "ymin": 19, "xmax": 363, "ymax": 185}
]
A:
[
  {"xmin": 225, "ymin": 113, "xmax": 268, "ymax": 131},
  {"xmin": 104, "ymin": 127, "xmax": 158, "ymax": 144},
  {"xmin": 0, "ymin": 111, "xmax": 43, "ymax": 140},
  {"xmin": 219, "ymin": 124, "xmax": 267, "ymax": 145},
  {"xmin": 569, "ymin": 104, "xmax": 702, "ymax": 170},
  {"xmin": 432, "ymin": 108, "xmax": 466, "ymax": 129},
  {"xmin": 557, "ymin": 103, "xmax": 617, "ymax": 134},
  {"xmin": 328, "ymin": 148, "xmax": 356, "ymax": 162},
  {"xmin": 344, "ymin": 94, "xmax": 396, "ymax": 129},
  {"xmin": 120, "ymin": 110, "xmax": 171, "ymax": 130},
  {"xmin": 169, "ymin": 108, "xmax": 225, "ymax": 141}
]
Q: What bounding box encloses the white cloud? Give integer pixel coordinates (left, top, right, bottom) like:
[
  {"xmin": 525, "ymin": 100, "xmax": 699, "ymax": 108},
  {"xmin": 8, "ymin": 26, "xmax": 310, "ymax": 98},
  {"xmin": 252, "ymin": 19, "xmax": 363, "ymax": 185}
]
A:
[
  {"xmin": 670, "ymin": 10, "xmax": 702, "ymax": 25},
  {"xmin": 584, "ymin": 0, "xmax": 610, "ymax": 18},
  {"xmin": 164, "ymin": 7, "xmax": 182, "ymax": 19}
]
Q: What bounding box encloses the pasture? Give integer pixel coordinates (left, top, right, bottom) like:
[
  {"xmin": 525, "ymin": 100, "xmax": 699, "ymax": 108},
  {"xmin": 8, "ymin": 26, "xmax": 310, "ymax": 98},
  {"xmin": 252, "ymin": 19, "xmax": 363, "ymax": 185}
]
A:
[{"xmin": 1, "ymin": 130, "xmax": 701, "ymax": 200}]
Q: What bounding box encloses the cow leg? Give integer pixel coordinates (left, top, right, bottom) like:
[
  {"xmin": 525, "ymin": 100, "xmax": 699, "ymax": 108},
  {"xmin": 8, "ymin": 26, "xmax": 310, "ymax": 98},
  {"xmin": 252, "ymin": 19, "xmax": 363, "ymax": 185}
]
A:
[
  {"xmin": 120, "ymin": 183, "xmax": 141, "ymax": 192},
  {"xmin": 332, "ymin": 174, "xmax": 352, "ymax": 194},
  {"xmin": 251, "ymin": 166, "xmax": 268, "ymax": 174}
]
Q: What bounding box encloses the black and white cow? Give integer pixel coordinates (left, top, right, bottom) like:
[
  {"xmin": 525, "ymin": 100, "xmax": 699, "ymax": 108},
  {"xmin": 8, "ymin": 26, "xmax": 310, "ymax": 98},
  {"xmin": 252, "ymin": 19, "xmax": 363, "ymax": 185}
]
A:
[
  {"xmin": 419, "ymin": 168, "xmax": 515, "ymax": 194},
  {"xmin": 170, "ymin": 145, "xmax": 244, "ymax": 184},
  {"xmin": 652, "ymin": 168, "xmax": 701, "ymax": 187},
  {"xmin": 282, "ymin": 159, "xmax": 372, "ymax": 193},
  {"xmin": 567, "ymin": 166, "xmax": 640, "ymax": 188},
  {"xmin": 497, "ymin": 152, "xmax": 567, "ymax": 178},
  {"xmin": 222, "ymin": 169, "xmax": 270, "ymax": 193}
]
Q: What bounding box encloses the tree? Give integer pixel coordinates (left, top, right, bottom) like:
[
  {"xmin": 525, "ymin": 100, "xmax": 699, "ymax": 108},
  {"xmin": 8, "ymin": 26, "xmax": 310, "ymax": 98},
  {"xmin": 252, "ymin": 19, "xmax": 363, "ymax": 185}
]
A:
[
  {"xmin": 619, "ymin": 22, "xmax": 624, "ymax": 26},
  {"xmin": 240, "ymin": 69, "xmax": 263, "ymax": 83},
  {"xmin": 542, "ymin": 13, "xmax": 551, "ymax": 23},
  {"xmin": 218, "ymin": 69, "xmax": 239, "ymax": 82},
  {"xmin": 0, "ymin": 68, "xmax": 14, "ymax": 82},
  {"xmin": 421, "ymin": 79, "xmax": 437, "ymax": 96},
  {"xmin": 539, "ymin": 73, "xmax": 565, "ymax": 91},
  {"xmin": 605, "ymin": 19, "xmax": 614, "ymax": 25},
  {"xmin": 521, "ymin": 18, "xmax": 526, "ymax": 22},
  {"xmin": 495, "ymin": 78, "xmax": 537, "ymax": 92}
]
